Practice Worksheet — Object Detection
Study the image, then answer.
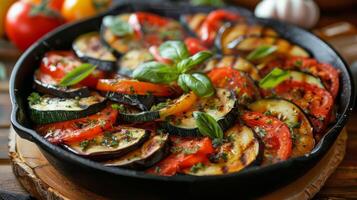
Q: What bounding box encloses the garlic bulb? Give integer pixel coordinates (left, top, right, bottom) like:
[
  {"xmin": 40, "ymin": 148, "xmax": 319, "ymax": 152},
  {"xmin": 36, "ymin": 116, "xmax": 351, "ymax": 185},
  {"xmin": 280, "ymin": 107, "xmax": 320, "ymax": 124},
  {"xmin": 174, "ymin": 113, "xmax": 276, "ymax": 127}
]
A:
[{"xmin": 254, "ymin": 0, "xmax": 320, "ymax": 29}]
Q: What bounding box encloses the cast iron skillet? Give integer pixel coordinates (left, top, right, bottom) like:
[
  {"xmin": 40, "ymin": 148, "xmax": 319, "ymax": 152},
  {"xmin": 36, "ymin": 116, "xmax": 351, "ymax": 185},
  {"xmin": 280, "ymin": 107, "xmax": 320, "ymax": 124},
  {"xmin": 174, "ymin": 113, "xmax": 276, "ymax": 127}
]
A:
[{"xmin": 9, "ymin": 1, "xmax": 355, "ymax": 199}]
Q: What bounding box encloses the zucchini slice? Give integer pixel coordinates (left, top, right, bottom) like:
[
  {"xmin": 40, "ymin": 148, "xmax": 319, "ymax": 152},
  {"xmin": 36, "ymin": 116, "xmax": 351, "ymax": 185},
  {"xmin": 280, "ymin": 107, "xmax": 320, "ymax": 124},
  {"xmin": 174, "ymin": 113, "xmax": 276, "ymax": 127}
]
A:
[
  {"xmin": 73, "ymin": 32, "xmax": 117, "ymax": 71},
  {"xmin": 161, "ymin": 89, "xmax": 238, "ymax": 136},
  {"xmin": 64, "ymin": 127, "xmax": 150, "ymax": 160},
  {"xmin": 104, "ymin": 133, "xmax": 169, "ymax": 169},
  {"xmin": 248, "ymin": 99, "xmax": 315, "ymax": 157},
  {"xmin": 216, "ymin": 22, "xmax": 309, "ymax": 57},
  {"xmin": 119, "ymin": 92, "xmax": 198, "ymax": 123},
  {"xmin": 184, "ymin": 125, "xmax": 261, "ymax": 175},
  {"xmin": 203, "ymin": 55, "xmax": 260, "ymax": 81},
  {"xmin": 118, "ymin": 49, "xmax": 153, "ymax": 77},
  {"xmin": 29, "ymin": 93, "xmax": 107, "ymax": 124},
  {"xmin": 34, "ymin": 71, "xmax": 91, "ymax": 98},
  {"xmin": 287, "ymin": 70, "xmax": 325, "ymax": 88}
]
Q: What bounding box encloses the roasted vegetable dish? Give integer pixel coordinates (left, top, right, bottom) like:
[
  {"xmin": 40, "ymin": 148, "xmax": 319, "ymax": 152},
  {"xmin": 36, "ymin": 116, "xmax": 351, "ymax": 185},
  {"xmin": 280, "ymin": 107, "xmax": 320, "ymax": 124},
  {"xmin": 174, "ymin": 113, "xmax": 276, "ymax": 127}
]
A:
[{"xmin": 27, "ymin": 10, "xmax": 340, "ymax": 176}]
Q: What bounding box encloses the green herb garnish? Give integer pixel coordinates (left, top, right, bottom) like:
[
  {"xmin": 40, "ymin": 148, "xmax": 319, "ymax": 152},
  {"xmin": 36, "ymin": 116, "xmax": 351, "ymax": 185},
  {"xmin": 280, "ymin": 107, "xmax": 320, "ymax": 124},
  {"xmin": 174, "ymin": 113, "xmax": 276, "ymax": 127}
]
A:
[
  {"xmin": 159, "ymin": 41, "xmax": 189, "ymax": 63},
  {"xmin": 103, "ymin": 15, "xmax": 133, "ymax": 37},
  {"xmin": 28, "ymin": 92, "xmax": 41, "ymax": 105},
  {"xmin": 190, "ymin": 162, "xmax": 205, "ymax": 173},
  {"xmin": 111, "ymin": 104, "xmax": 126, "ymax": 112},
  {"xmin": 247, "ymin": 45, "xmax": 277, "ymax": 61},
  {"xmin": 178, "ymin": 73, "xmax": 215, "ymax": 98},
  {"xmin": 133, "ymin": 61, "xmax": 179, "ymax": 84},
  {"xmin": 259, "ymin": 68, "xmax": 290, "ymax": 89},
  {"xmin": 193, "ymin": 111, "xmax": 223, "ymax": 140},
  {"xmin": 59, "ymin": 63, "xmax": 96, "ymax": 87}
]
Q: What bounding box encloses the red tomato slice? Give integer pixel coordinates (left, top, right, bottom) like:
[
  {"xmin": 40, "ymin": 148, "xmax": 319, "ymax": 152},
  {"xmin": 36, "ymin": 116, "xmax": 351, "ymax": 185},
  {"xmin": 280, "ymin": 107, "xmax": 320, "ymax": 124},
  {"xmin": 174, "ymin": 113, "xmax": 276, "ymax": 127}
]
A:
[
  {"xmin": 147, "ymin": 137, "xmax": 214, "ymax": 176},
  {"xmin": 39, "ymin": 51, "xmax": 105, "ymax": 88},
  {"xmin": 37, "ymin": 106, "xmax": 118, "ymax": 144},
  {"xmin": 241, "ymin": 111, "xmax": 292, "ymax": 162},
  {"xmin": 261, "ymin": 56, "xmax": 340, "ymax": 99},
  {"xmin": 199, "ymin": 9, "xmax": 240, "ymax": 46},
  {"xmin": 208, "ymin": 67, "xmax": 259, "ymax": 104},
  {"xmin": 274, "ymin": 80, "xmax": 334, "ymax": 133},
  {"xmin": 97, "ymin": 79, "xmax": 178, "ymax": 97},
  {"xmin": 184, "ymin": 37, "xmax": 208, "ymax": 55},
  {"xmin": 40, "ymin": 51, "xmax": 81, "ymax": 80}
]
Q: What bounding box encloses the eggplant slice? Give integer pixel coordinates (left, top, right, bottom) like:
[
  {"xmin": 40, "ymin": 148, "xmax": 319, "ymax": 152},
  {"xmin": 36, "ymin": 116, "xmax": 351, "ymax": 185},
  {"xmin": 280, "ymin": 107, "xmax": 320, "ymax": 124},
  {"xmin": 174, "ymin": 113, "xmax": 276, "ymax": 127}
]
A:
[
  {"xmin": 248, "ymin": 99, "xmax": 315, "ymax": 157},
  {"xmin": 216, "ymin": 22, "xmax": 309, "ymax": 58},
  {"xmin": 203, "ymin": 55, "xmax": 261, "ymax": 81},
  {"xmin": 73, "ymin": 32, "xmax": 117, "ymax": 71},
  {"xmin": 184, "ymin": 125, "xmax": 261, "ymax": 175},
  {"xmin": 106, "ymin": 91, "xmax": 156, "ymax": 111},
  {"xmin": 65, "ymin": 127, "xmax": 150, "ymax": 160},
  {"xmin": 104, "ymin": 133, "xmax": 169, "ymax": 169},
  {"xmin": 29, "ymin": 92, "xmax": 107, "ymax": 124},
  {"xmin": 161, "ymin": 89, "xmax": 238, "ymax": 136},
  {"xmin": 118, "ymin": 49, "xmax": 153, "ymax": 77}
]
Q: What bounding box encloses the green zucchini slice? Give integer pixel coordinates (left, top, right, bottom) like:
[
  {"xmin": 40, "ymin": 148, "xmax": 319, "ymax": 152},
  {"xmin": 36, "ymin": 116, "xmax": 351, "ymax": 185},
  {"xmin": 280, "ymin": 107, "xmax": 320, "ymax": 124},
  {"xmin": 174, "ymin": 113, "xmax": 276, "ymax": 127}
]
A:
[
  {"xmin": 104, "ymin": 133, "xmax": 169, "ymax": 169},
  {"xmin": 118, "ymin": 49, "xmax": 153, "ymax": 77},
  {"xmin": 29, "ymin": 93, "xmax": 106, "ymax": 124},
  {"xmin": 287, "ymin": 70, "xmax": 325, "ymax": 88},
  {"xmin": 248, "ymin": 99, "xmax": 315, "ymax": 157},
  {"xmin": 73, "ymin": 32, "xmax": 117, "ymax": 71},
  {"xmin": 161, "ymin": 89, "xmax": 238, "ymax": 136},
  {"xmin": 183, "ymin": 125, "xmax": 261, "ymax": 175},
  {"xmin": 64, "ymin": 127, "xmax": 150, "ymax": 160}
]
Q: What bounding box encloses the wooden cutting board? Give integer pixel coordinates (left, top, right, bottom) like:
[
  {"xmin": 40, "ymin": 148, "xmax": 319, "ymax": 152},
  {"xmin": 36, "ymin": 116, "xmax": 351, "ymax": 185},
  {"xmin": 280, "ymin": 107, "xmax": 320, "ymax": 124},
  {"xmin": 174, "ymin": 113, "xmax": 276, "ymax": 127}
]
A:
[{"xmin": 8, "ymin": 128, "xmax": 347, "ymax": 200}]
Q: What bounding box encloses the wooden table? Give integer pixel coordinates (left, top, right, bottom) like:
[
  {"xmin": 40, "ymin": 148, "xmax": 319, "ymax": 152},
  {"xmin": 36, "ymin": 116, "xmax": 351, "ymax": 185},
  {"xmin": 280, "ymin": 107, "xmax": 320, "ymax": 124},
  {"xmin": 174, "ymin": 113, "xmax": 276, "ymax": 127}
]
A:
[{"xmin": 1, "ymin": 5, "xmax": 357, "ymax": 199}]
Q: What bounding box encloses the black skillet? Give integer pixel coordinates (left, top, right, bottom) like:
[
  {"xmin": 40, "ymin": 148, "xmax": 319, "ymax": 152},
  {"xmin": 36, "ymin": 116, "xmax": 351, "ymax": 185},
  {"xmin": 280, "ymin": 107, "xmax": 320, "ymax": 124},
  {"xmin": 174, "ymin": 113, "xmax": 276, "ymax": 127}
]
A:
[{"xmin": 9, "ymin": 1, "xmax": 355, "ymax": 199}]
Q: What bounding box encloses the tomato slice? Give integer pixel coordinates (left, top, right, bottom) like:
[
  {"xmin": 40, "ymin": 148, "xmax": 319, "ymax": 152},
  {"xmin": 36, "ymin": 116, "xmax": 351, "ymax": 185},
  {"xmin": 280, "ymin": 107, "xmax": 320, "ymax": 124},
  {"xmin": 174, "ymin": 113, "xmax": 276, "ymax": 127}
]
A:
[
  {"xmin": 274, "ymin": 80, "xmax": 334, "ymax": 133},
  {"xmin": 241, "ymin": 111, "xmax": 292, "ymax": 162},
  {"xmin": 39, "ymin": 51, "xmax": 105, "ymax": 88},
  {"xmin": 199, "ymin": 9, "xmax": 240, "ymax": 46},
  {"xmin": 147, "ymin": 137, "xmax": 214, "ymax": 176},
  {"xmin": 261, "ymin": 56, "xmax": 340, "ymax": 98},
  {"xmin": 37, "ymin": 106, "xmax": 118, "ymax": 144},
  {"xmin": 208, "ymin": 67, "xmax": 259, "ymax": 104},
  {"xmin": 184, "ymin": 37, "xmax": 208, "ymax": 55},
  {"xmin": 40, "ymin": 51, "xmax": 81, "ymax": 80},
  {"xmin": 97, "ymin": 79, "xmax": 178, "ymax": 97}
]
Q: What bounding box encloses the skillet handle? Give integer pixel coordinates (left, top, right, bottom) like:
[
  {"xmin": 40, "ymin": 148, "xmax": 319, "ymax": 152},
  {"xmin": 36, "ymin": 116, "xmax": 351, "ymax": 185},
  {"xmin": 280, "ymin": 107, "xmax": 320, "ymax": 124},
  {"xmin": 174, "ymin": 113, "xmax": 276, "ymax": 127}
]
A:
[{"xmin": 11, "ymin": 106, "xmax": 35, "ymax": 143}]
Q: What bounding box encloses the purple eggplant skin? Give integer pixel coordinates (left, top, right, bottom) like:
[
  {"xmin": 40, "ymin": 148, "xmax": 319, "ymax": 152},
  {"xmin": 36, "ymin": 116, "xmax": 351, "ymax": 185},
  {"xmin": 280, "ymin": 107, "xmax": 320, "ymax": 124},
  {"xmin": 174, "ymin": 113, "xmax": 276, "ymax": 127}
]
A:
[
  {"xmin": 63, "ymin": 128, "xmax": 150, "ymax": 161},
  {"xmin": 104, "ymin": 133, "xmax": 170, "ymax": 170}
]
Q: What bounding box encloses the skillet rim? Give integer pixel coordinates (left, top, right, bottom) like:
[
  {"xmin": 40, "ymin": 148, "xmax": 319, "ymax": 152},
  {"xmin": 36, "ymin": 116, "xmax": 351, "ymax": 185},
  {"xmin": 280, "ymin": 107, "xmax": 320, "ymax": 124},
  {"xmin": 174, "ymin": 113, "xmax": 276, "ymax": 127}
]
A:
[{"xmin": 9, "ymin": 1, "xmax": 355, "ymax": 183}]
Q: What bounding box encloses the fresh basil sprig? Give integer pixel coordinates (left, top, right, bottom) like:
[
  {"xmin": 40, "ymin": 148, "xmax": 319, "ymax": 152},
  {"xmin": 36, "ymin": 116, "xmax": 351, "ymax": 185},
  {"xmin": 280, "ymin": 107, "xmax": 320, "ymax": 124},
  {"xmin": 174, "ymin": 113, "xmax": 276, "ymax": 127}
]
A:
[
  {"xmin": 133, "ymin": 61, "xmax": 179, "ymax": 84},
  {"xmin": 103, "ymin": 15, "xmax": 133, "ymax": 37},
  {"xmin": 247, "ymin": 45, "xmax": 277, "ymax": 61},
  {"xmin": 159, "ymin": 41, "xmax": 190, "ymax": 63},
  {"xmin": 259, "ymin": 68, "xmax": 290, "ymax": 89},
  {"xmin": 133, "ymin": 41, "xmax": 214, "ymax": 97},
  {"xmin": 178, "ymin": 73, "xmax": 215, "ymax": 98},
  {"xmin": 193, "ymin": 111, "xmax": 223, "ymax": 139},
  {"xmin": 177, "ymin": 51, "xmax": 213, "ymax": 73},
  {"xmin": 59, "ymin": 63, "xmax": 96, "ymax": 87}
]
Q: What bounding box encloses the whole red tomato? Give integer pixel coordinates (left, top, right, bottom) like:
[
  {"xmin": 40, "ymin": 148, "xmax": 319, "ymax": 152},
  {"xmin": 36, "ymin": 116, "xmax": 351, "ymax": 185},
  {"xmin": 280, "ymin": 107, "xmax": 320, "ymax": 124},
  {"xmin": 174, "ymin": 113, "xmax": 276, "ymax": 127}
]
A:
[{"xmin": 5, "ymin": 1, "xmax": 64, "ymax": 51}]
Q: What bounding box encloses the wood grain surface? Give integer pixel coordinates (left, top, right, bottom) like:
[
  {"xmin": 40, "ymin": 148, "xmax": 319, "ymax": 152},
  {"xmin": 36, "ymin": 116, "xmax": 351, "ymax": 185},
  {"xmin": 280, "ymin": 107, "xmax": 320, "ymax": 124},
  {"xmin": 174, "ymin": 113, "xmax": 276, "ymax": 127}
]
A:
[{"xmin": 1, "ymin": 4, "xmax": 357, "ymax": 199}]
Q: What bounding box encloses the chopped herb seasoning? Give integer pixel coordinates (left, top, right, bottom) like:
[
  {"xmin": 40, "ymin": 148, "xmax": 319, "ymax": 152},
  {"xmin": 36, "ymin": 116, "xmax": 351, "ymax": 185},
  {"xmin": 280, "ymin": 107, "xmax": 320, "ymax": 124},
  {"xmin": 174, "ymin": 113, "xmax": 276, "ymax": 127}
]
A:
[
  {"xmin": 28, "ymin": 92, "xmax": 41, "ymax": 105},
  {"xmin": 294, "ymin": 60, "xmax": 302, "ymax": 67},
  {"xmin": 101, "ymin": 132, "xmax": 119, "ymax": 148},
  {"xmin": 254, "ymin": 127, "xmax": 267, "ymax": 138},
  {"xmin": 129, "ymin": 86, "xmax": 135, "ymax": 94},
  {"xmin": 111, "ymin": 104, "xmax": 126, "ymax": 112},
  {"xmin": 154, "ymin": 166, "xmax": 161, "ymax": 173},
  {"xmin": 190, "ymin": 162, "xmax": 205, "ymax": 173}
]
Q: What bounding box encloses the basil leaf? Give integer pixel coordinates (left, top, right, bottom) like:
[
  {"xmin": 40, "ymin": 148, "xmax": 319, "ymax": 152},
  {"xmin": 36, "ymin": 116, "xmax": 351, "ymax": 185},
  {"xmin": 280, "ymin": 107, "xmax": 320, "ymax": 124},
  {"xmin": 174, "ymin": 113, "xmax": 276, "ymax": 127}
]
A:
[
  {"xmin": 103, "ymin": 16, "xmax": 133, "ymax": 37},
  {"xmin": 259, "ymin": 68, "xmax": 290, "ymax": 89},
  {"xmin": 159, "ymin": 41, "xmax": 189, "ymax": 63},
  {"xmin": 193, "ymin": 111, "xmax": 224, "ymax": 139},
  {"xmin": 177, "ymin": 51, "xmax": 212, "ymax": 73},
  {"xmin": 177, "ymin": 75, "xmax": 190, "ymax": 93},
  {"xmin": 59, "ymin": 63, "xmax": 96, "ymax": 87},
  {"xmin": 178, "ymin": 73, "xmax": 215, "ymax": 97},
  {"xmin": 247, "ymin": 45, "xmax": 277, "ymax": 61},
  {"xmin": 133, "ymin": 61, "xmax": 179, "ymax": 84}
]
